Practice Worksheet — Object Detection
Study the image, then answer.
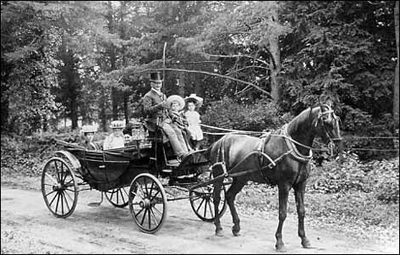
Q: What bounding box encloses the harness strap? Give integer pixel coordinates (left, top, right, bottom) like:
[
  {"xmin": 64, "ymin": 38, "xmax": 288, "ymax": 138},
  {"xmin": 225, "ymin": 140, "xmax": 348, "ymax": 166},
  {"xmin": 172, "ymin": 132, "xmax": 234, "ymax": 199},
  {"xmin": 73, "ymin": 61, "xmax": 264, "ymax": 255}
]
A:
[{"xmin": 281, "ymin": 125, "xmax": 313, "ymax": 163}]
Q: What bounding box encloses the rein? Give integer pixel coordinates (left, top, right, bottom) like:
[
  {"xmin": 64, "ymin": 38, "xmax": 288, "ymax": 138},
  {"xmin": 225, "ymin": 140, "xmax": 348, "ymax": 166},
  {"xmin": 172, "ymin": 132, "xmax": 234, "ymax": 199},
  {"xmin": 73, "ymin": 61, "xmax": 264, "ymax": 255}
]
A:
[{"xmin": 207, "ymin": 104, "xmax": 342, "ymax": 182}]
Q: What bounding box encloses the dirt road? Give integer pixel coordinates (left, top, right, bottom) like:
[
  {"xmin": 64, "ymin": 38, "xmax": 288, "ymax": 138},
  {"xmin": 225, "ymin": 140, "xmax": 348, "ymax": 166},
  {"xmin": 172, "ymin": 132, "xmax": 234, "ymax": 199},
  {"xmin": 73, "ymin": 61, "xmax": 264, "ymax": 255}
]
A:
[{"xmin": 1, "ymin": 182, "xmax": 398, "ymax": 254}]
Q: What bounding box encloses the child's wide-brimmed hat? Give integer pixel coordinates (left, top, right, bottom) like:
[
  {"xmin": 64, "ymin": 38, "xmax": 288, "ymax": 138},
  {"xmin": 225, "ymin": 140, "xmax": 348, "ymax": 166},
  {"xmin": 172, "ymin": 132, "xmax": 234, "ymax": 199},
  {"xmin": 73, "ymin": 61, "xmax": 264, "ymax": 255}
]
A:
[
  {"xmin": 184, "ymin": 94, "xmax": 203, "ymax": 106},
  {"xmin": 110, "ymin": 120, "xmax": 126, "ymax": 129},
  {"xmin": 166, "ymin": 95, "xmax": 185, "ymax": 110},
  {"xmin": 81, "ymin": 125, "xmax": 98, "ymax": 134}
]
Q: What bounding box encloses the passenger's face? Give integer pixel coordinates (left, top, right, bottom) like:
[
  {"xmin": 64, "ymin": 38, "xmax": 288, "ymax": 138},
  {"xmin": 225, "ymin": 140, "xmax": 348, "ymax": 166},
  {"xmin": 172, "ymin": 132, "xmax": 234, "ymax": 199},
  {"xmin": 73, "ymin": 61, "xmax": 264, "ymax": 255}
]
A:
[
  {"xmin": 85, "ymin": 132, "xmax": 94, "ymax": 142},
  {"xmin": 171, "ymin": 101, "xmax": 180, "ymax": 111},
  {"xmin": 187, "ymin": 102, "xmax": 196, "ymax": 111},
  {"xmin": 151, "ymin": 81, "xmax": 162, "ymax": 91},
  {"xmin": 113, "ymin": 128, "xmax": 123, "ymax": 137}
]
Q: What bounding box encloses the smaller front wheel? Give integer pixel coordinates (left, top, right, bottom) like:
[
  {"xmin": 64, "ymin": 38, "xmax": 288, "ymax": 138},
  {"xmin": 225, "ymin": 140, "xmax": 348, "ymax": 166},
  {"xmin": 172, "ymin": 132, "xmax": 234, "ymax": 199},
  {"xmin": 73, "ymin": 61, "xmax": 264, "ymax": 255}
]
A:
[
  {"xmin": 128, "ymin": 173, "xmax": 167, "ymax": 234},
  {"xmin": 105, "ymin": 186, "xmax": 129, "ymax": 208},
  {"xmin": 189, "ymin": 184, "xmax": 227, "ymax": 222}
]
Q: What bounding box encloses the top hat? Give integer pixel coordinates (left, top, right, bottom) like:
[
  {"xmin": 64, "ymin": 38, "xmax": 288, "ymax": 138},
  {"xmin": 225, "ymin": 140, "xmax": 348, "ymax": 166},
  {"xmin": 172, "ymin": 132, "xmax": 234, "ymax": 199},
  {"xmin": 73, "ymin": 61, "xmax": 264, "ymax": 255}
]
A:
[{"xmin": 150, "ymin": 72, "xmax": 163, "ymax": 82}]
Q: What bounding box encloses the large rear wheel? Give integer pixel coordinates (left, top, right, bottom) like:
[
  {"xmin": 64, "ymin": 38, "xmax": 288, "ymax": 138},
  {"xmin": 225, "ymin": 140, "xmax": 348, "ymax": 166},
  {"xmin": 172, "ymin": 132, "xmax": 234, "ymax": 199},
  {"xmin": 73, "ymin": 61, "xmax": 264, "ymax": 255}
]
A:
[
  {"xmin": 104, "ymin": 186, "xmax": 129, "ymax": 208},
  {"xmin": 41, "ymin": 157, "xmax": 79, "ymax": 218},
  {"xmin": 189, "ymin": 184, "xmax": 227, "ymax": 222},
  {"xmin": 128, "ymin": 173, "xmax": 167, "ymax": 234}
]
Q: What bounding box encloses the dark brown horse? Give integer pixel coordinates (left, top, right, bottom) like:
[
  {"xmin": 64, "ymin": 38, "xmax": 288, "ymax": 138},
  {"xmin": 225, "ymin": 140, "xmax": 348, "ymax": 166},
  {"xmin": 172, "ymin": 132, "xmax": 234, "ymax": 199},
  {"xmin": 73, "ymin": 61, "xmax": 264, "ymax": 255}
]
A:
[{"xmin": 203, "ymin": 102, "xmax": 343, "ymax": 251}]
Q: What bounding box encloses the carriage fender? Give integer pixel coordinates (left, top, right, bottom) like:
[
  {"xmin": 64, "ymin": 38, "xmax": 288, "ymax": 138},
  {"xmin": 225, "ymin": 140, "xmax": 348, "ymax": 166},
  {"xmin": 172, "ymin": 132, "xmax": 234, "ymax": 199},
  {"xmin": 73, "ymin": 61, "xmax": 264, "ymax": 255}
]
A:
[{"xmin": 54, "ymin": 150, "xmax": 81, "ymax": 170}]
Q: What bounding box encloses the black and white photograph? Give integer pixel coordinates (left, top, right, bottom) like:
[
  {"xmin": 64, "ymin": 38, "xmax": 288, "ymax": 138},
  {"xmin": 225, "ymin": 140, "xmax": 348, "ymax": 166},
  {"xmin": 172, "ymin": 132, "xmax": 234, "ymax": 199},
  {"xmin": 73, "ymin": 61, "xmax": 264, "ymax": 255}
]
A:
[{"xmin": 1, "ymin": 1, "xmax": 399, "ymax": 254}]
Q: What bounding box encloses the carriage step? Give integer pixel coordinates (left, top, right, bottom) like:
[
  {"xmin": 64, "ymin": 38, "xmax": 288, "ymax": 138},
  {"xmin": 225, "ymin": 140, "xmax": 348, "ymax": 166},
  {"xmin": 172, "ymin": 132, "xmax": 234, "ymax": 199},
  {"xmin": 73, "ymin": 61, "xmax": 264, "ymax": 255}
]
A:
[
  {"xmin": 166, "ymin": 159, "xmax": 180, "ymax": 166},
  {"xmin": 176, "ymin": 173, "xmax": 196, "ymax": 179},
  {"xmin": 162, "ymin": 169, "xmax": 173, "ymax": 173}
]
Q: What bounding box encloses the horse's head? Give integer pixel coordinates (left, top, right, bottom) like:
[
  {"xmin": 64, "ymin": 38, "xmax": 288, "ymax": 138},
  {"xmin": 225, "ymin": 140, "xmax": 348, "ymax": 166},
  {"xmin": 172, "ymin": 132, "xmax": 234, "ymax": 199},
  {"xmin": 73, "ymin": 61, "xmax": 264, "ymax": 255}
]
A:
[{"xmin": 313, "ymin": 102, "xmax": 343, "ymax": 155}]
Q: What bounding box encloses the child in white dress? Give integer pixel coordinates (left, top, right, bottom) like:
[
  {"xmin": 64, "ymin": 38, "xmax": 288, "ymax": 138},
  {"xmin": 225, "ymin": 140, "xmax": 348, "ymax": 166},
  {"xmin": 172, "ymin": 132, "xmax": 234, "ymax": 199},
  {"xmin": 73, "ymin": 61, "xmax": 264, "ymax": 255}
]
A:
[{"xmin": 183, "ymin": 95, "xmax": 204, "ymax": 150}]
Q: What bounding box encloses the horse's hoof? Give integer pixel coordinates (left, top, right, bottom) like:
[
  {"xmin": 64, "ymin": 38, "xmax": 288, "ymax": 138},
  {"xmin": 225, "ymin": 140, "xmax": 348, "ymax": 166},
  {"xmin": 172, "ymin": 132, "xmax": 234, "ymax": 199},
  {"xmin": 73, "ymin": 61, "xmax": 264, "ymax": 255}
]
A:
[
  {"xmin": 275, "ymin": 243, "xmax": 286, "ymax": 252},
  {"xmin": 232, "ymin": 226, "xmax": 241, "ymax": 236},
  {"xmin": 232, "ymin": 231, "xmax": 241, "ymax": 236},
  {"xmin": 302, "ymin": 239, "xmax": 311, "ymax": 248},
  {"xmin": 215, "ymin": 228, "xmax": 224, "ymax": 237}
]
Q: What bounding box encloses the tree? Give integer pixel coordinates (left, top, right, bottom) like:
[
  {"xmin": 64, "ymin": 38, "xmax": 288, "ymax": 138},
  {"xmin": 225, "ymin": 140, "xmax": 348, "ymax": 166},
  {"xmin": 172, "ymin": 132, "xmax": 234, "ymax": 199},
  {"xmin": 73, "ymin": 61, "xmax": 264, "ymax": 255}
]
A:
[
  {"xmin": 394, "ymin": 1, "xmax": 399, "ymax": 128},
  {"xmin": 278, "ymin": 1, "xmax": 397, "ymax": 134},
  {"xmin": 1, "ymin": 1, "xmax": 60, "ymax": 134}
]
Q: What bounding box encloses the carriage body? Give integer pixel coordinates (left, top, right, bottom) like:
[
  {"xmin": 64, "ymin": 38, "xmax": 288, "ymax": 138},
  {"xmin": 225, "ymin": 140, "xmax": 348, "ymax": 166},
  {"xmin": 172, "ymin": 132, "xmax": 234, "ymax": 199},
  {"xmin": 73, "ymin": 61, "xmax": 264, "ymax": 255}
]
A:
[
  {"xmin": 41, "ymin": 128, "xmax": 228, "ymax": 234},
  {"xmin": 58, "ymin": 141, "xmax": 153, "ymax": 192}
]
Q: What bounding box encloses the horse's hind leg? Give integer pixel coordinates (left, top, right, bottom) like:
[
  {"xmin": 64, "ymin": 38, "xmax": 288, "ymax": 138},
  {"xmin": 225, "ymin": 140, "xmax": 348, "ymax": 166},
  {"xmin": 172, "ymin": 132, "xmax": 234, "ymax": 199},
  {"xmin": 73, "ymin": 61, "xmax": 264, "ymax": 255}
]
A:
[
  {"xmin": 275, "ymin": 184, "xmax": 290, "ymax": 251},
  {"xmin": 294, "ymin": 182, "xmax": 311, "ymax": 248},
  {"xmin": 213, "ymin": 179, "xmax": 224, "ymax": 236},
  {"xmin": 226, "ymin": 178, "xmax": 246, "ymax": 236}
]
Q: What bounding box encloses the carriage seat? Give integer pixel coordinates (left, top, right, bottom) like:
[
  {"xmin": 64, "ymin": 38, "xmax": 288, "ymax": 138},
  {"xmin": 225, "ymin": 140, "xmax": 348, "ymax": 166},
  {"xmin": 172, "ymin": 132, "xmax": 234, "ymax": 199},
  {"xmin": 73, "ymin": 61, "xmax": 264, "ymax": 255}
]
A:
[{"xmin": 143, "ymin": 122, "xmax": 169, "ymax": 143}]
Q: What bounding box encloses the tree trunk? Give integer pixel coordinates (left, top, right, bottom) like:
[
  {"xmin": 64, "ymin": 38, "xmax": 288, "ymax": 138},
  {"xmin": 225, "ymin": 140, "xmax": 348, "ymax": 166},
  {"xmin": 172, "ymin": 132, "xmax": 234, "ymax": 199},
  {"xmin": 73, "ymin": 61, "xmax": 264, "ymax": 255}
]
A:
[
  {"xmin": 124, "ymin": 92, "xmax": 129, "ymax": 123},
  {"xmin": 70, "ymin": 100, "xmax": 78, "ymax": 130},
  {"xmin": 268, "ymin": 5, "xmax": 281, "ymax": 103},
  {"xmin": 394, "ymin": 1, "xmax": 399, "ymax": 129}
]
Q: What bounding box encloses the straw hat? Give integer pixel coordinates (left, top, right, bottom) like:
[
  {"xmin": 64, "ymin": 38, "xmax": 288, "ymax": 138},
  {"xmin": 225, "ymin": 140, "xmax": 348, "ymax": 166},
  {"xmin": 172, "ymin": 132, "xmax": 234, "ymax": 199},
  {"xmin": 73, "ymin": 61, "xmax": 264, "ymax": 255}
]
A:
[
  {"xmin": 166, "ymin": 95, "xmax": 185, "ymax": 110},
  {"xmin": 185, "ymin": 94, "xmax": 203, "ymax": 106},
  {"xmin": 81, "ymin": 125, "xmax": 97, "ymax": 134},
  {"xmin": 110, "ymin": 120, "xmax": 126, "ymax": 129}
]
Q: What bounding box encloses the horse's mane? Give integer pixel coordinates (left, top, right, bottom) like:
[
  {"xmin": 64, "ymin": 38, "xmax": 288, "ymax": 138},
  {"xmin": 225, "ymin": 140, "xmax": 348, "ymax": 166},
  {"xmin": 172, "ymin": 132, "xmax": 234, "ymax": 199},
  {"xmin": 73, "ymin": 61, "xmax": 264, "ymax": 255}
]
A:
[{"xmin": 286, "ymin": 106, "xmax": 315, "ymax": 134}]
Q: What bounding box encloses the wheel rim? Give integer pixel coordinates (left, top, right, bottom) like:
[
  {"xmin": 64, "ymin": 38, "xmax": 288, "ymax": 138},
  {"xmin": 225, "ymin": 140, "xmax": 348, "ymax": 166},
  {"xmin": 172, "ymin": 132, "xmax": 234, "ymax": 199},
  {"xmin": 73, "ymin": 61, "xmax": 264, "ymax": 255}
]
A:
[
  {"xmin": 129, "ymin": 173, "xmax": 167, "ymax": 234},
  {"xmin": 189, "ymin": 184, "xmax": 227, "ymax": 222},
  {"xmin": 41, "ymin": 157, "xmax": 78, "ymax": 218},
  {"xmin": 105, "ymin": 187, "xmax": 129, "ymax": 208}
]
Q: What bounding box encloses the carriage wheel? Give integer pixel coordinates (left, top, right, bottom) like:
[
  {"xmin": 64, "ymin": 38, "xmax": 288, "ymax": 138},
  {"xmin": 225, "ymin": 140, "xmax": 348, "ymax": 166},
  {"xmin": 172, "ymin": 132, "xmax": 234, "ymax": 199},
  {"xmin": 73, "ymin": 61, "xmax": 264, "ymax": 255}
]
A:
[
  {"xmin": 41, "ymin": 157, "xmax": 79, "ymax": 218},
  {"xmin": 128, "ymin": 173, "xmax": 167, "ymax": 234},
  {"xmin": 189, "ymin": 184, "xmax": 227, "ymax": 222},
  {"xmin": 104, "ymin": 186, "xmax": 129, "ymax": 208}
]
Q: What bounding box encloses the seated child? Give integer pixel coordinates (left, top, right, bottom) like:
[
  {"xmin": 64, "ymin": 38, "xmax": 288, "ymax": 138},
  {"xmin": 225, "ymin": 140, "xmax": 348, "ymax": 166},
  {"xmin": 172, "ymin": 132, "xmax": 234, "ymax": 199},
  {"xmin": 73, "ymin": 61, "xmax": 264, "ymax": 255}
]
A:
[
  {"xmin": 183, "ymin": 94, "xmax": 204, "ymax": 150},
  {"xmin": 166, "ymin": 95, "xmax": 191, "ymax": 152}
]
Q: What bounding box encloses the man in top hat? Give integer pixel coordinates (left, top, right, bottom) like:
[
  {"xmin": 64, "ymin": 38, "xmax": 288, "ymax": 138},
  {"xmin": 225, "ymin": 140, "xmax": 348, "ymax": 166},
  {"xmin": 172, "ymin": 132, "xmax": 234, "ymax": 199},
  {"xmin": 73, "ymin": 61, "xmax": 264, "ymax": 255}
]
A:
[{"xmin": 141, "ymin": 71, "xmax": 189, "ymax": 160}]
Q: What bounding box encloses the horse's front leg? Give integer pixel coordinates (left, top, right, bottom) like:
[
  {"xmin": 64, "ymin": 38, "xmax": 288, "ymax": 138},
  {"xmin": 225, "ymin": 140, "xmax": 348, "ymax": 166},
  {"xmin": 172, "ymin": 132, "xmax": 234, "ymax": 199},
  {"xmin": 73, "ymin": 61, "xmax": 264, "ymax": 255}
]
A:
[
  {"xmin": 294, "ymin": 182, "xmax": 311, "ymax": 248},
  {"xmin": 226, "ymin": 178, "xmax": 245, "ymax": 236},
  {"xmin": 275, "ymin": 184, "xmax": 290, "ymax": 252}
]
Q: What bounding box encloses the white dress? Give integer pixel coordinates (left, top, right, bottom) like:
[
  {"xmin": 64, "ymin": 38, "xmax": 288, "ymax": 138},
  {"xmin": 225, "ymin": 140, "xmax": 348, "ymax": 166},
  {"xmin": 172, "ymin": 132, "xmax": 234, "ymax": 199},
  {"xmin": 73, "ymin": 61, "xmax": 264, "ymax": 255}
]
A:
[
  {"xmin": 103, "ymin": 133, "xmax": 125, "ymax": 150},
  {"xmin": 184, "ymin": 110, "xmax": 203, "ymax": 141}
]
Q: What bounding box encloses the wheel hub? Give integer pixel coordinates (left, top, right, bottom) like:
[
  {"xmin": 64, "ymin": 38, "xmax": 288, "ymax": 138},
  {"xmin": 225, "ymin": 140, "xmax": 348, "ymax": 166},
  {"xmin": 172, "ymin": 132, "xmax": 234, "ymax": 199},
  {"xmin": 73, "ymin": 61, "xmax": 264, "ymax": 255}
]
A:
[{"xmin": 140, "ymin": 198, "xmax": 152, "ymax": 209}]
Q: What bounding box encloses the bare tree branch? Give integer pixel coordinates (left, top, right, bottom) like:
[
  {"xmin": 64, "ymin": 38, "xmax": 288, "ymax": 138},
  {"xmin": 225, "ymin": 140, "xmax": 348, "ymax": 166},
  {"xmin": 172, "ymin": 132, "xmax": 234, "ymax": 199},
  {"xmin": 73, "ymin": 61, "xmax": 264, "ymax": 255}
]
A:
[{"xmin": 137, "ymin": 67, "xmax": 271, "ymax": 97}]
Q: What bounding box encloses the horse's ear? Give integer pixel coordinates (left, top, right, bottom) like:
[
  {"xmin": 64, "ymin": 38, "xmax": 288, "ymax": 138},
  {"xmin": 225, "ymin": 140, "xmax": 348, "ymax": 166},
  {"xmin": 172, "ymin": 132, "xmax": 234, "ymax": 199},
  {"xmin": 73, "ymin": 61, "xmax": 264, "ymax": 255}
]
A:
[{"xmin": 318, "ymin": 96, "xmax": 324, "ymax": 111}]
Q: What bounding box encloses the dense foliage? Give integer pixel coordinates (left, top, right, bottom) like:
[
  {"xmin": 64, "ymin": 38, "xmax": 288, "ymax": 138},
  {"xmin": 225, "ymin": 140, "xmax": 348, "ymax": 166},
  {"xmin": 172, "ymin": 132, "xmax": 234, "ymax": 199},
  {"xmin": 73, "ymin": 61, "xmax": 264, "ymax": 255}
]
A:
[{"xmin": 1, "ymin": 1, "xmax": 398, "ymax": 138}]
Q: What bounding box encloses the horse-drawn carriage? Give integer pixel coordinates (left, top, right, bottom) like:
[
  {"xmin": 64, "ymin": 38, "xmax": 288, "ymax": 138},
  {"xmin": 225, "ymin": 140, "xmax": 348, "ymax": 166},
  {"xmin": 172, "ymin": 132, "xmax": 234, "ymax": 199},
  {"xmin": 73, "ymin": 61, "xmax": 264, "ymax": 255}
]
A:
[
  {"xmin": 41, "ymin": 123, "xmax": 228, "ymax": 234},
  {"xmin": 41, "ymin": 102, "xmax": 342, "ymax": 251}
]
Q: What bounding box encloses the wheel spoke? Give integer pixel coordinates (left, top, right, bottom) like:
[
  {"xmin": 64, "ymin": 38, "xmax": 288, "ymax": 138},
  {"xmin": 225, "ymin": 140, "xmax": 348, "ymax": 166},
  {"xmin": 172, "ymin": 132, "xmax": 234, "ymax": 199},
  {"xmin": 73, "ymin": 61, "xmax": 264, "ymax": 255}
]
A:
[
  {"xmin": 47, "ymin": 191, "xmax": 58, "ymax": 207},
  {"xmin": 45, "ymin": 173, "xmax": 58, "ymax": 185},
  {"xmin": 55, "ymin": 192, "xmax": 61, "ymax": 214},
  {"xmin": 207, "ymin": 199, "xmax": 214, "ymax": 218},
  {"xmin": 134, "ymin": 207, "xmax": 145, "ymax": 218},
  {"xmin": 195, "ymin": 196, "xmax": 206, "ymax": 212},
  {"xmin": 140, "ymin": 208, "xmax": 148, "ymax": 226},
  {"xmin": 149, "ymin": 207, "xmax": 160, "ymax": 227},
  {"xmin": 62, "ymin": 192, "xmax": 71, "ymax": 212},
  {"xmin": 149, "ymin": 190, "xmax": 161, "ymax": 203}
]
